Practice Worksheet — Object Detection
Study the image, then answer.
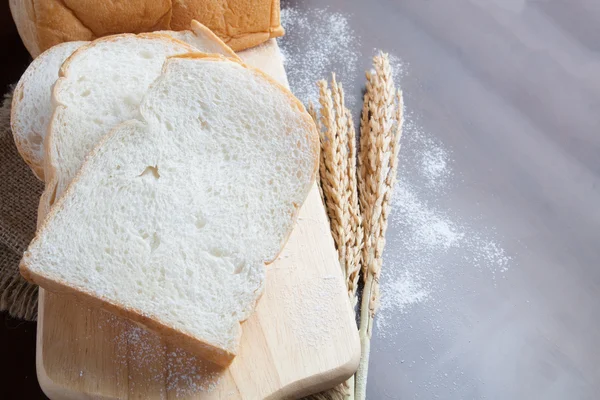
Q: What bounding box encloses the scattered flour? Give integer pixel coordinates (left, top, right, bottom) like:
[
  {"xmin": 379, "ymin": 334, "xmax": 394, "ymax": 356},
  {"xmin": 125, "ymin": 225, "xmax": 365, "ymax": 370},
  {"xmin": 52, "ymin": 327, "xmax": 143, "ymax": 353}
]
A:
[
  {"xmin": 279, "ymin": 6, "xmax": 360, "ymax": 108},
  {"xmin": 421, "ymin": 146, "xmax": 451, "ymax": 187},
  {"xmin": 280, "ymin": 276, "xmax": 343, "ymax": 347},
  {"xmin": 166, "ymin": 348, "xmax": 223, "ymax": 397},
  {"xmin": 387, "ymin": 53, "xmax": 408, "ymax": 86},
  {"xmin": 377, "ymin": 272, "xmax": 429, "ymax": 334},
  {"xmin": 394, "ymin": 181, "xmax": 464, "ymax": 252},
  {"xmin": 376, "ymin": 104, "xmax": 514, "ymax": 337},
  {"xmin": 100, "ymin": 315, "xmax": 224, "ymax": 397}
]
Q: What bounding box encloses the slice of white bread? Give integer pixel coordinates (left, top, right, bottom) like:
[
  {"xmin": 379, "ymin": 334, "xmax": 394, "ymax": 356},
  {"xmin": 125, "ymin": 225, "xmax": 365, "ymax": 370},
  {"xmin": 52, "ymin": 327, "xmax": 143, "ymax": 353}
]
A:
[
  {"xmin": 21, "ymin": 54, "xmax": 319, "ymax": 366},
  {"xmin": 11, "ymin": 41, "xmax": 86, "ymax": 180},
  {"xmin": 11, "ymin": 21, "xmax": 237, "ymax": 181}
]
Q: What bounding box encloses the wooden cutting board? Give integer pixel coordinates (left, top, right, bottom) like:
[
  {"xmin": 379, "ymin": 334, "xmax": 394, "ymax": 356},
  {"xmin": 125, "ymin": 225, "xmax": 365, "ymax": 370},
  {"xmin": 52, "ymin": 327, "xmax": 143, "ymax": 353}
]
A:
[{"xmin": 35, "ymin": 40, "xmax": 360, "ymax": 400}]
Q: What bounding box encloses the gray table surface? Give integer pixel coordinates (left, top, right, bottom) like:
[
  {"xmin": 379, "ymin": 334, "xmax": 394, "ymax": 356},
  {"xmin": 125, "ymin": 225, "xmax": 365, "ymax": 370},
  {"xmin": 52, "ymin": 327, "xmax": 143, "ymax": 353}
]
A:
[{"xmin": 280, "ymin": 0, "xmax": 599, "ymax": 398}]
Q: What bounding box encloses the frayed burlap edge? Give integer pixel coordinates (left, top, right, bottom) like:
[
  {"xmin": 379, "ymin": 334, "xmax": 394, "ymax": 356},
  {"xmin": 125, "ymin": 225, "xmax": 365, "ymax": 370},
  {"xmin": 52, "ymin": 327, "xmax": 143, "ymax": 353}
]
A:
[
  {"xmin": 0, "ymin": 89, "xmax": 41, "ymax": 321},
  {"xmin": 0, "ymin": 242, "xmax": 37, "ymax": 320}
]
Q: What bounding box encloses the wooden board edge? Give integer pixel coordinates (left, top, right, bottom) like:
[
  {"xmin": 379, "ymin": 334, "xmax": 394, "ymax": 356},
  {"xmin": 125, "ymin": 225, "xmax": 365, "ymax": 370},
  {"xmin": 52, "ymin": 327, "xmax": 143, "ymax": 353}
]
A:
[{"xmin": 271, "ymin": 331, "xmax": 361, "ymax": 399}]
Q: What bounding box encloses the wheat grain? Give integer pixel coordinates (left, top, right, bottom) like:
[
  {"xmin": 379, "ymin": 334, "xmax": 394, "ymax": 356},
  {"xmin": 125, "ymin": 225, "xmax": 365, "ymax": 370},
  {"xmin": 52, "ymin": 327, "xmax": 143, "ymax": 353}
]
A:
[
  {"xmin": 332, "ymin": 80, "xmax": 363, "ymax": 303},
  {"xmin": 330, "ymin": 75, "xmax": 351, "ymax": 277},
  {"xmin": 359, "ymin": 52, "xmax": 397, "ymax": 313},
  {"xmin": 315, "ymin": 76, "xmax": 365, "ymax": 301},
  {"xmin": 310, "ymin": 76, "xmax": 365, "ymax": 400}
]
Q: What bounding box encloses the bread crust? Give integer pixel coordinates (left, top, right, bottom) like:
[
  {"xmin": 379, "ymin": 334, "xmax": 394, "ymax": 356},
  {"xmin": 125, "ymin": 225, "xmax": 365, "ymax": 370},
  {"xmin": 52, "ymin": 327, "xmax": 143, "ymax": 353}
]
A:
[
  {"xmin": 10, "ymin": 78, "xmax": 43, "ymax": 179},
  {"xmin": 189, "ymin": 20, "xmax": 242, "ymax": 62},
  {"xmin": 158, "ymin": 20, "xmax": 242, "ymax": 63},
  {"xmin": 9, "ymin": 0, "xmax": 41, "ymax": 58},
  {"xmin": 20, "ymin": 261, "xmax": 236, "ymax": 367},
  {"xmin": 10, "ymin": 0, "xmax": 283, "ymax": 58}
]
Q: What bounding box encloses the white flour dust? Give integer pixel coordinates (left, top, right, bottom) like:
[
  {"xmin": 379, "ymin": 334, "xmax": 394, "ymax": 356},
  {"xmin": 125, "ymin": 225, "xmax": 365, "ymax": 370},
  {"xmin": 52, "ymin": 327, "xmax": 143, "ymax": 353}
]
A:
[
  {"xmin": 166, "ymin": 348, "xmax": 223, "ymax": 397},
  {"xmin": 99, "ymin": 316, "xmax": 223, "ymax": 397},
  {"xmin": 376, "ymin": 99, "xmax": 514, "ymax": 338},
  {"xmin": 377, "ymin": 272, "xmax": 429, "ymax": 332},
  {"xmin": 421, "ymin": 146, "xmax": 451, "ymax": 187},
  {"xmin": 279, "ymin": 275, "xmax": 343, "ymax": 347},
  {"xmin": 394, "ymin": 181, "xmax": 464, "ymax": 252},
  {"xmin": 279, "ymin": 6, "xmax": 360, "ymax": 108},
  {"xmin": 388, "ymin": 53, "xmax": 408, "ymax": 87}
]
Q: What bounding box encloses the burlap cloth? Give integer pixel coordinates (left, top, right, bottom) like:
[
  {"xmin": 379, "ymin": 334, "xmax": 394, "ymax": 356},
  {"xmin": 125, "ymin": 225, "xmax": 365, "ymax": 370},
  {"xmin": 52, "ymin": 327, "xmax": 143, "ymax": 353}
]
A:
[{"xmin": 0, "ymin": 89, "xmax": 43, "ymax": 321}]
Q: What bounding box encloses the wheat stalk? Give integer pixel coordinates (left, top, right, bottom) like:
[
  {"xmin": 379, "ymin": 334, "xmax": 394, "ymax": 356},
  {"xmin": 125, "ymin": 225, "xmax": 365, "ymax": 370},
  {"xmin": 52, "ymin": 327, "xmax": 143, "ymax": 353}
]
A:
[
  {"xmin": 355, "ymin": 52, "xmax": 404, "ymax": 399},
  {"xmin": 307, "ymin": 75, "xmax": 365, "ymax": 400}
]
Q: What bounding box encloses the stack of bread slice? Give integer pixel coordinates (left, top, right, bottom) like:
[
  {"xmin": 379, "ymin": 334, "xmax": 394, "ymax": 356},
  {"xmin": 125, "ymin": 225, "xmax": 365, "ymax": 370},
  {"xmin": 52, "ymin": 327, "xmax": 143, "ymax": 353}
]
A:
[{"xmin": 12, "ymin": 22, "xmax": 318, "ymax": 367}]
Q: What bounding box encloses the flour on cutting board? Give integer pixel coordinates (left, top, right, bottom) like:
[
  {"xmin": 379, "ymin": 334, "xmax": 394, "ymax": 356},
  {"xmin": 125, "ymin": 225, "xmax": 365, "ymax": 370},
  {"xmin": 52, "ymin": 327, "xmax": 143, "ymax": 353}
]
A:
[
  {"xmin": 278, "ymin": 275, "xmax": 344, "ymax": 347},
  {"xmin": 99, "ymin": 315, "xmax": 223, "ymax": 397}
]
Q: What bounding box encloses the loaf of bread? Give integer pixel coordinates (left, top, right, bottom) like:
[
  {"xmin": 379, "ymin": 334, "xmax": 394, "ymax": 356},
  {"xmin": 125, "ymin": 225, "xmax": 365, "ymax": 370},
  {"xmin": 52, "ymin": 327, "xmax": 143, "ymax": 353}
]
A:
[
  {"xmin": 9, "ymin": 0, "xmax": 284, "ymax": 58},
  {"xmin": 21, "ymin": 53, "xmax": 318, "ymax": 366}
]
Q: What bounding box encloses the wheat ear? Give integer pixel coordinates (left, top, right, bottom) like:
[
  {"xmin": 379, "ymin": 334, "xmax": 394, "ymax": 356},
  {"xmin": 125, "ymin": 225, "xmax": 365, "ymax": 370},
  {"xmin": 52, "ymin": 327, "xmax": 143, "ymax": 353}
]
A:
[
  {"xmin": 317, "ymin": 77, "xmax": 349, "ymax": 280},
  {"xmin": 345, "ymin": 106, "xmax": 363, "ymax": 304},
  {"xmin": 355, "ymin": 52, "xmax": 404, "ymax": 399}
]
